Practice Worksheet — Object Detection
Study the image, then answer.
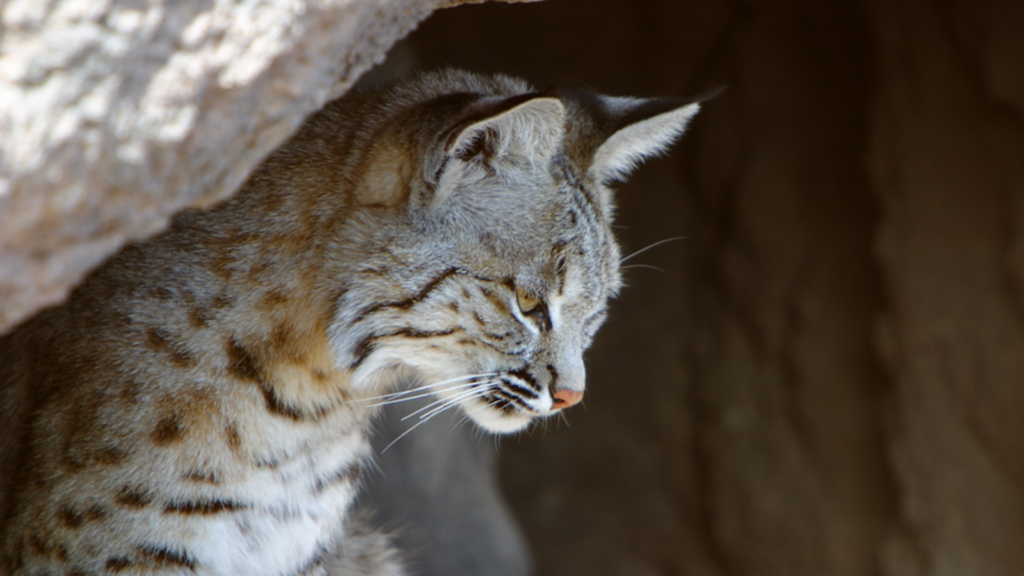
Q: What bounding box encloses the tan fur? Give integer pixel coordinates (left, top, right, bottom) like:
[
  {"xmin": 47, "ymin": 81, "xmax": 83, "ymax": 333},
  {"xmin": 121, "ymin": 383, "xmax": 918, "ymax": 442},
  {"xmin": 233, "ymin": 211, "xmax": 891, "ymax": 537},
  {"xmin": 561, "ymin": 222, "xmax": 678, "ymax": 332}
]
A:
[{"xmin": 0, "ymin": 69, "xmax": 702, "ymax": 575}]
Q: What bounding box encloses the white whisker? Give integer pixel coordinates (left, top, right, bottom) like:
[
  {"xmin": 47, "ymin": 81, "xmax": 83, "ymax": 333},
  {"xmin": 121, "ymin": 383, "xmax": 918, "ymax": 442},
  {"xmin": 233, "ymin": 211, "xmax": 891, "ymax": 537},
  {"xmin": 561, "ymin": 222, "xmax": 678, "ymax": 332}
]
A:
[
  {"xmin": 382, "ymin": 385, "xmax": 496, "ymax": 453},
  {"xmin": 453, "ymin": 413, "xmax": 474, "ymax": 434},
  {"xmin": 621, "ymin": 264, "xmax": 667, "ymax": 273},
  {"xmin": 558, "ymin": 411, "xmax": 570, "ymax": 427},
  {"xmin": 619, "ymin": 236, "xmax": 686, "ymax": 264},
  {"xmin": 398, "ymin": 387, "xmax": 479, "ymax": 422},
  {"xmin": 353, "ymin": 373, "xmax": 497, "ymax": 404},
  {"xmin": 416, "ymin": 384, "xmax": 497, "ymax": 422},
  {"xmin": 367, "ymin": 380, "xmax": 487, "ymax": 409},
  {"xmin": 381, "ymin": 416, "xmax": 436, "ymax": 453},
  {"xmin": 401, "ymin": 382, "xmax": 497, "ymax": 422}
]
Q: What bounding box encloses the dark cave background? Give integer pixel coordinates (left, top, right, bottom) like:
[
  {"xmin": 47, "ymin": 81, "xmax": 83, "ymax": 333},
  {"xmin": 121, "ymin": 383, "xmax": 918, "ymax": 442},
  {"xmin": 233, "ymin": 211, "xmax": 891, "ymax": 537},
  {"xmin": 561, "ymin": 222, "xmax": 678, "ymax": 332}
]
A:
[{"xmin": 376, "ymin": 0, "xmax": 1024, "ymax": 575}]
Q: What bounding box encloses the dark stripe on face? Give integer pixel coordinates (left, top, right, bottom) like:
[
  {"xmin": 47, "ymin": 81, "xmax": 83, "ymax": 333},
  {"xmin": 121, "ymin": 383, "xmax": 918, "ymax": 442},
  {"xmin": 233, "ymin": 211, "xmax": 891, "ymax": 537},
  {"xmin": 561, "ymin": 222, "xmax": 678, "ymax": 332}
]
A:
[
  {"xmin": 504, "ymin": 380, "xmax": 540, "ymax": 400},
  {"xmin": 486, "ymin": 329, "xmax": 517, "ymax": 341},
  {"xmin": 488, "ymin": 399, "xmax": 516, "ymax": 414},
  {"xmin": 163, "ymin": 499, "xmax": 246, "ymax": 515},
  {"xmin": 507, "ymin": 368, "xmax": 540, "ymax": 391},
  {"xmin": 553, "ymin": 247, "xmax": 569, "ymax": 297},
  {"xmin": 349, "ymin": 327, "xmax": 458, "ymax": 369},
  {"xmin": 480, "ymin": 287, "xmax": 510, "ymax": 315},
  {"xmin": 471, "ymin": 337, "xmax": 526, "ymax": 357},
  {"xmin": 558, "ymin": 162, "xmax": 591, "ymax": 206},
  {"xmin": 485, "ymin": 390, "xmax": 527, "ymax": 414},
  {"xmin": 354, "ymin": 267, "xmax": 462, "ymax": 320},
  {"xmin": 494, "ymin": 388, "xmax": 529, "ymax": 406},
  {"xmin": 576, "ymin": 182, "xmax": 601, "ymax": 220},
  {"xmin": 546, "ymin": 364, "xmax": 559, "ymax": 388}
]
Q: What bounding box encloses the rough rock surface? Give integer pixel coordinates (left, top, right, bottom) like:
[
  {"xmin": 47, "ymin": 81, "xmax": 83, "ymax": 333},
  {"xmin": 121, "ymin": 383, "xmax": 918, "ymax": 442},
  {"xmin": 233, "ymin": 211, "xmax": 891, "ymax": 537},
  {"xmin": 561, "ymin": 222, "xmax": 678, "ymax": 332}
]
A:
[{"xmin": 0, "ymin": 0, "xmax": 531, "ymax": 333}]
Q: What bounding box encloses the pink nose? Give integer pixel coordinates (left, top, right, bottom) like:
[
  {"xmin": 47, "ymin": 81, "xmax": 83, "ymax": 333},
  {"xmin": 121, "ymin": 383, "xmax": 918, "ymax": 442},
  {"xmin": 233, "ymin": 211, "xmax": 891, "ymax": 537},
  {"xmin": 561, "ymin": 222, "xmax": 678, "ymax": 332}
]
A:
[{"xmin": 552, "ymin": 389, "xmax": 584, "ymax": 409}]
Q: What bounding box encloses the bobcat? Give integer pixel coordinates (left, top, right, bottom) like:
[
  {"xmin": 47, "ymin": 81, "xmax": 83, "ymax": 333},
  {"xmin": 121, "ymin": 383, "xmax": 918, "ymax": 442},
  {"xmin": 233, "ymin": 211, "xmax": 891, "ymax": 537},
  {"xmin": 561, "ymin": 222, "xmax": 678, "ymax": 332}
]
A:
[{"xmin": 0, "ymin": 69, "xmax": 702, "ymax": 575}]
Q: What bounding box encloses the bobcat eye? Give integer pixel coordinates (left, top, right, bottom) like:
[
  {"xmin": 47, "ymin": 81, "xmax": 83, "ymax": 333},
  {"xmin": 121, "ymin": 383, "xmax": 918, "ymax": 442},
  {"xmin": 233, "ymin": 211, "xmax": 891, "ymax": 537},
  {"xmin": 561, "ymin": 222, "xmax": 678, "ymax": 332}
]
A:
[{"xmin": 516, "ymin": 287, "xmax": 540, "ymax": 314}]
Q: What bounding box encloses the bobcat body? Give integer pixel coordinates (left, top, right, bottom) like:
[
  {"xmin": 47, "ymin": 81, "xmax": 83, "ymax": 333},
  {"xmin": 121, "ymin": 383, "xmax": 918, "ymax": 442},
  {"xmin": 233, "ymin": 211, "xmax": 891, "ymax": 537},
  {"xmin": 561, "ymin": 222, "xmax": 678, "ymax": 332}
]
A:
[{"xmin": 0, "ymin": 70, "xmax": 701, "ymax": 575}]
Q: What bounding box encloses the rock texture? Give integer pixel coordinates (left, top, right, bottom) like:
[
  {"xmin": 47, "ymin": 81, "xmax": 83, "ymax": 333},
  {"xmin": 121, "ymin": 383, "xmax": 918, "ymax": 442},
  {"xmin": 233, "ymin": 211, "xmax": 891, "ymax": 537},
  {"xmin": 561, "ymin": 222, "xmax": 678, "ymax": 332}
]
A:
[{"xmin": 0, "ymin": 0, "xmax": 531, "ymax": 333}]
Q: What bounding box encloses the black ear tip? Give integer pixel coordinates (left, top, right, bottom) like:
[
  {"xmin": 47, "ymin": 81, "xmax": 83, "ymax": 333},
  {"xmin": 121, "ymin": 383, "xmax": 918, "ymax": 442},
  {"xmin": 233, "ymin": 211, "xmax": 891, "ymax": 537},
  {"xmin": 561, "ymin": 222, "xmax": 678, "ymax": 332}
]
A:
[
  {"xmin": 639, "ymin": 86, "xmax": 726, "ymax": 111},
  {"xmin": 690, "ymin": 85, "xmax": 727, "ymax": 104}
]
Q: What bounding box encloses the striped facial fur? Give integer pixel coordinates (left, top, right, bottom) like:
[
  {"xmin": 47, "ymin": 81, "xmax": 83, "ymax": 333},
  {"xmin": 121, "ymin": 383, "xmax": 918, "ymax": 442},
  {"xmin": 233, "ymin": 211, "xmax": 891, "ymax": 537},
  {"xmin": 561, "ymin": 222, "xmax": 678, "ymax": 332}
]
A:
[
  {"xmin": 333, "ymin": 188, "xmax": 621, "ymax": 434},
  {"xmin": 0, "ymin": 69, "xmax": 701, "ymax": 575},
  {"xmin": 325, "ymin": 73, "xmax": 704, "ymax": 434}
]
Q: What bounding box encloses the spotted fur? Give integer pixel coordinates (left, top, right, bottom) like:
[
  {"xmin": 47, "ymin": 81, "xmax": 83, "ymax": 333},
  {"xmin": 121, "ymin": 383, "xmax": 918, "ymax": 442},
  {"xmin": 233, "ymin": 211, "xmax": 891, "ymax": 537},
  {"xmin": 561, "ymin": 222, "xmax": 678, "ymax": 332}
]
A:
[{"xmin": 0, "ymin": 69, "xmax": 701, "ymax": 575}]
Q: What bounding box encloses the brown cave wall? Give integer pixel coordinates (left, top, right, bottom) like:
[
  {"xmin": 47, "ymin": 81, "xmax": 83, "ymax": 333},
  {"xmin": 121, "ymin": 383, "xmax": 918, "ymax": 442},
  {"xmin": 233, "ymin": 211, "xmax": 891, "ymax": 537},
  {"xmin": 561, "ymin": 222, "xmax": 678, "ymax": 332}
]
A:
[
  {"xmin": 406, "ymin": 0, "xmax": 1024, "ymax": 575},
  {"xmin": 869, "ymin": 0, "xmax": 1024, "ymax": 574},
  {"xmin": 682, "ymin": 2, "xmax": 891, "ymax": 575}
]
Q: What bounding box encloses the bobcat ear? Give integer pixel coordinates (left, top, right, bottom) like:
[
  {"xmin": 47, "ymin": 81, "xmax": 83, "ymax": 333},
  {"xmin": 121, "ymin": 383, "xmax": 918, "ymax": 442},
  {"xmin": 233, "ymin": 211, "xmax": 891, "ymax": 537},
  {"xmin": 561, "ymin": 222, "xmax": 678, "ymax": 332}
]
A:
[
  {"xmin": 557, "ymin": 88, "xmax": 716, "ymax": 184},
  {"xmin": 590, "ymin": 98, "xmax": 700, "ymax": 183},
  {"xmin": 426, "ymin": 96, "xmax": 565, "ymax": 209},
  {"xmin": 446, "ymin": 96, "xmax": 566, "ymax": 163}
]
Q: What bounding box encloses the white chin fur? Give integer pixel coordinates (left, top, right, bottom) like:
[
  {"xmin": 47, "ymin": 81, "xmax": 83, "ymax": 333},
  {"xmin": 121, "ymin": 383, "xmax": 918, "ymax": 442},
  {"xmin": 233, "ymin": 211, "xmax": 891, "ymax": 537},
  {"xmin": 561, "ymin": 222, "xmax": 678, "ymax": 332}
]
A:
[{"xmin": 461, "ymin": 399, "xmax": 533, "ymax": 434}]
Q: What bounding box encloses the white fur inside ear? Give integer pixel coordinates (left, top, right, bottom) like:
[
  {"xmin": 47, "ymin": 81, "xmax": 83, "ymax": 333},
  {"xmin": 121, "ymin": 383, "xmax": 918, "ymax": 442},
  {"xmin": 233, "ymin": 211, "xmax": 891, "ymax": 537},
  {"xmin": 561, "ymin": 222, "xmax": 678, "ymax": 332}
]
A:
[
  {"xmin": 589, "ymin": 101, "xmax": 700, "ymax": 183},
  {"xmin": 449, "ymin": 97, "xmax": 566, "ymax": 162}
]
